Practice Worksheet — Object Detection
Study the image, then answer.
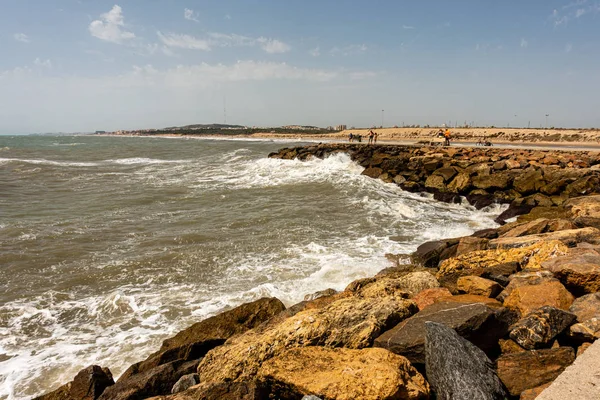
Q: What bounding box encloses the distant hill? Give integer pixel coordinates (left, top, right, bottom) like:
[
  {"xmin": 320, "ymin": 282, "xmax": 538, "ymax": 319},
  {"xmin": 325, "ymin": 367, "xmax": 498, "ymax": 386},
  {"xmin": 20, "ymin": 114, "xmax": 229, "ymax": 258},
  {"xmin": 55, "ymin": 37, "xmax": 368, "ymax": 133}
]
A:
[{"xmin": 163, "ymin": 123, "xmax": 246, "ymax": 130}]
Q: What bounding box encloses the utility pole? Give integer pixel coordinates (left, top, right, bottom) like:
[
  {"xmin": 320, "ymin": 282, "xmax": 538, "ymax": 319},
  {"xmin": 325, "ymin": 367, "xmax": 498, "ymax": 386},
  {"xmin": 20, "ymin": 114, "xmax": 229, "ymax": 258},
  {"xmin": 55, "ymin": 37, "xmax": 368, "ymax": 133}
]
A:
[
  {"xmin": 381, "ymin": 109, "xmax": 384, "ymax": 128},
  {"xmin": 545, "ymin": 114, "xmax": 549, "ymax": 129}
]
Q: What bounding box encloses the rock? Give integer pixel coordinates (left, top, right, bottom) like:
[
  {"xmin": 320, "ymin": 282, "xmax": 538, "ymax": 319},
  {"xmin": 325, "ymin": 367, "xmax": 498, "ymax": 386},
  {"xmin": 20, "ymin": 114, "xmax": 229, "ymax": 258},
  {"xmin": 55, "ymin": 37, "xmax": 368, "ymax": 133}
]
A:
[
  {"xmin": 345, "ymin": 272, "xmax": 437, "ymax": 298},
  {"xmin": 433, "ymin": 166, "xmax": 458, "ymax": 182},
  {"xmin": 412, "ymin": 288, "xmax": 452, "ymax": 310},
  {"xmin": 395, "ymin": 271, "xmax": 440, "ymax": 295},
  {"xmin": 541, "ymin": 249, "xmax": 600, "ymax": 296},
  {"xmin": 541, "ymin": 178, "xmax": 572, "ymax": 196},
  {"xmin": 34, "ymin": 365, "xmax": 115, "ymax": 400},
  {"xmin": 455, "ymin": 237, "xmax": 489, "ymax": 256},
  {"xmin": 569, "ymin": 318, "xmax": 600, "ymax": 341},
  {"xmin": 374, "ymin": 300, "xmax": 515, "ymax": 364},
  {"xmin": 99, "ymin": 360, "xmax": 199, "ymax": 400},
  {"xmin": 473, "ymin": 173, "xmax": 512, "ymax": 190},
  {"xmin": 411, "ymin": 239, "xmax": 457, "ymax": 268},
  {"xmin": 447, "ymin": 172, "xmax": 472, "ymax": 193},
  {"xmin": 565, "ymin": 175, "xmax": 600, "ymax": 197},
  {"xmin": 569, "ymin": 293, "xmax": 600, "ymax": 322},
  {"xmin": 303, "ymin": 288, "xmax": 337, "ymax": 301},
  {"xmin": 425, "ymin": 322, "xmax": 508, "ymax": 400},
  {"xmin": 499, "ymin": 218, "xmax": 550, "ymax": 238},
  {"xmin": 153, "ymin": 381, "xmax": 270, "ymax": 400},
  {"xmin": 362, "ymin": 167, "xmax": 383, "ymax": 178},
  {"xmin": 506, "ymin": 159, "xmax": 521, "ymax": 169},
  {"xmin": 171, "ymin": 374, "xmax": 199, "ymax": 394},
  {"xmin": 489, "ymin": 227, "xmax": 600, "ymax": 249},
  {"xmin": 509, "ymin": 306, "xmax": 577, "ymax": 350},
  {"xmin": 496, "ymin": 347, "xmax": 575, "ymax": 396},
  {"xmin": 565, "ymin": 194, "xmax": 600, "ymax": 228},
  {"xmin": 302, "ymin": 396, "xmax": 323, "ymax": 400},
  {"xmin": 496, "ymin": 270, "xmax": 557, "ymax": 302},
  {"xmin": 514, "ymin": 169, "xmax": 545, "ymax": 195},
  {"xmin": 519, "ymin": 383, "xmax": 552, "ymax": 400},
  {"xmin": 499, "ymin": 339, "xmax": 526, "ymax": 354},
  {"xmin": 503, "ymin": 281, "xmax": 575, "ymax": 315},
  {"xmin": 197, "ymin": 294, "xmax": 418, "ymax": 384},
  {"xmin": 439, "ymin": 294, "xmax": 504, "ymax": 308},
  {"xmin": 121, "ymin": 297, "xmax": 286, "ymax": 381},
  {"xmin": 425, "ymin": 174, "xmax": 446, "ymax": 191},
  {"xmin": 258, "ymin": 347, "xmax": 430, "ymax": 400},
  {"xmin": 480, "ymin": 262, "xmax": 521, "ymax": 287},
  {"xmin": 457, "ymin": 276, "xmax": 502, "ymax": 298},
  {"xmin": 535, "ymin": 341, "xmax": 600, "ymax": 400},
  {"xmin": 577, "ymin": 342, "xmax": 592, "ymax": 357},
  {"xmin": 438, "ymin": 241, "xmax": 567, "ymax": 279}
]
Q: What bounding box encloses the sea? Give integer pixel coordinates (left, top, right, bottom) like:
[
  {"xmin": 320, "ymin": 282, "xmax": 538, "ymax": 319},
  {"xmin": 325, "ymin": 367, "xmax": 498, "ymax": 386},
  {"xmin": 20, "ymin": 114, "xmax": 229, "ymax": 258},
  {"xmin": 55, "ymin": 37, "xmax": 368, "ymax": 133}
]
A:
[{"xmin": 0, "ymin": 134, "xmax": 504, "ymax": 399}]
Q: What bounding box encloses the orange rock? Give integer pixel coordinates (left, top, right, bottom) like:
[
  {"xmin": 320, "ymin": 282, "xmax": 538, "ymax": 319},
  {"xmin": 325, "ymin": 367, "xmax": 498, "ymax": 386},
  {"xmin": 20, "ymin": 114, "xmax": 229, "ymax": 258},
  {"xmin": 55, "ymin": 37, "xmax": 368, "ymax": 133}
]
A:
[
  {"xmin": 413, "ymin": 288, "xmax": 452, "ymax": 310},
  {"xmin": 503, "ymin": 281, "xmax": 574, "ymax": 315},
  {"xmin": 519, "ymin": 383, "xmax": 552, "ymax": 400},
  {"xmin": 457, "ymin": 276, "xmax": 502, "ymax": 298}
]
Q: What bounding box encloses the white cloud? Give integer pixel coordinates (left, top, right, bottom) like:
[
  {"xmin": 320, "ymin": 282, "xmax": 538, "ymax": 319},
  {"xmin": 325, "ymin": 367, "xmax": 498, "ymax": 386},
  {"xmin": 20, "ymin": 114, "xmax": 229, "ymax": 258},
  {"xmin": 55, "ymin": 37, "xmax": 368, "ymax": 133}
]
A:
[
  {"xmin": 34, "ymin": 58, "xmax": 52, "ymax": 68},
  {"xmin": 159, "ymin": 31, "xmax": 290, "ymax": 54},
  {"xmin": 566, "ymin": 43, "xmax": 573, "ymax": 53},
  {"xmin": 257, "ymin": 37, "xmax": 291, "ymax": 54},
  {"xmin": 575, "ymin": 8, "xmax": 587, "ymax": 17},
  {"xmin": 309, "ymin": 46, "xmax": 320, "ymax": 57},
  {"xmin": 184, "ymin": 8, "xmax": 199, "ymax": 22},
  {"xmin": 224, "ymin": 14, "xmax": 232, "ymax": 20},
  {"xmin": 157, "ymin": 32, "xmax": 211, "ymax": 50},
  {"xmin": 14, "ymin": 33, "xmax": 30, "ymax": 43},
  {"xmin": 402, "ymin": 25, "xmax": 415, "ymax": 30},
  {"xmin": 89, "ymin": 5, "xmax": 135, "ymax": 44},
  {"xmin": 520, "ymin": 38, "xmax": 528, "ymax": 48}
]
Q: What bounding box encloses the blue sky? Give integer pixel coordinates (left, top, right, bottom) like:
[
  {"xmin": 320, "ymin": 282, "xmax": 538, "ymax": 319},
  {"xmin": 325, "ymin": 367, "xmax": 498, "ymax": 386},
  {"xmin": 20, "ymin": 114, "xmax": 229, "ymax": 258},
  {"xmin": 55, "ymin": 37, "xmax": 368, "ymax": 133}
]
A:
[{"xmin": 1, "ymin": 0, "xmax": 599, "ymax": 133}]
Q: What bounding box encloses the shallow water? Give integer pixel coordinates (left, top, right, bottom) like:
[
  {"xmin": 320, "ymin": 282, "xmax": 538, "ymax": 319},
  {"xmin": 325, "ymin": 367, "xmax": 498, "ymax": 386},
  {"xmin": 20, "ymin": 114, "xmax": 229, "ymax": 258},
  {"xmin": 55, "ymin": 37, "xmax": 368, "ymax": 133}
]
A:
[{"xmin": 0, "ymin": 135, "xmax": 503, "ymax": 399}]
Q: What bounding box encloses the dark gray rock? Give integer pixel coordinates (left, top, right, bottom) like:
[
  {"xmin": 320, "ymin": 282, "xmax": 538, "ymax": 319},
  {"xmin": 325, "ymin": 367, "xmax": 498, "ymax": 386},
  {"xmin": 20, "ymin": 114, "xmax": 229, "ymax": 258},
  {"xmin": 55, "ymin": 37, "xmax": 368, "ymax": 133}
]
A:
[
  {"xmin": 425, "ymin": 322, "xmax": 508, "ymax": 400},
  {"xmin": 34, "ymin": 365, "xmax": 115, "ymax": 400},
  {"xmin": 374, "ymin": 301, "xmax": 516, "ymax": 364},
  {"xmin": 171, "ymin": 373, "xmax": 200, "ymax": 394},
  {"xmin": 509, "ymin": 306, "xmax": 576, "ymax": 350}
]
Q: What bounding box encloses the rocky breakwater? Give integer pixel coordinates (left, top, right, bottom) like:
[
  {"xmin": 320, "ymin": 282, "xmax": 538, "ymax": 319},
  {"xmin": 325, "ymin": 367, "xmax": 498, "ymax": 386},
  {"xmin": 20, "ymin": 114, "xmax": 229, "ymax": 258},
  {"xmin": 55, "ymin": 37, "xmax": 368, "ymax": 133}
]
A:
[
  {"xmin": 35, "ymin": 144, "xmax": 600, "ymax": 400},
  {"xmin": 269, "ymin": 143, "xmax": 600, "ymax": 222}
]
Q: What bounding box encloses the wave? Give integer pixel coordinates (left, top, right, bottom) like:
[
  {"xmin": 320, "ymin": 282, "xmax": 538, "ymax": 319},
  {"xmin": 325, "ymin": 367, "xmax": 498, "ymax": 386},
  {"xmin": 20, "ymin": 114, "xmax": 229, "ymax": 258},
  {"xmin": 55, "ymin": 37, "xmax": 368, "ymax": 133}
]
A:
[{"xmin": 0, "ymin": 158, "xmax": 99, "ymax": 167}]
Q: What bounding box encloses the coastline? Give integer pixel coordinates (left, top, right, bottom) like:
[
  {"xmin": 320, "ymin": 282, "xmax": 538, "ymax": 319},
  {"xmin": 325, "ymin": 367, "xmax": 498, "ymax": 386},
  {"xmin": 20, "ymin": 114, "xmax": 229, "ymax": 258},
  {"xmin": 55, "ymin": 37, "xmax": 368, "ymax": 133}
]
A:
[{"xmin": 35, "ymin": 143, "xmax": 600, "ymax": 400}]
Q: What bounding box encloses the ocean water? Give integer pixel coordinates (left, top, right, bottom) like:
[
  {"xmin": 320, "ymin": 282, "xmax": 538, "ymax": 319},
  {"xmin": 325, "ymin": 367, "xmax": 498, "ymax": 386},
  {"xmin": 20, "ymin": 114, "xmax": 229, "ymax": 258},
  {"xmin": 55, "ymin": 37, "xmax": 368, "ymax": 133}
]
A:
[{"xmin": 0, "ymin": 135, "xmax": 503, "ymax": 399}]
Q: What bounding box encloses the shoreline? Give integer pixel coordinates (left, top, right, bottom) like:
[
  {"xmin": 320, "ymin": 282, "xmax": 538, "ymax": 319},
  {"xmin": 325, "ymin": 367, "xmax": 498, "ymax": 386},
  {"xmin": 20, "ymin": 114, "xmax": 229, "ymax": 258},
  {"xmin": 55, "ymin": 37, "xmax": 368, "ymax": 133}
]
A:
[{"xmin": 36, "ymin": 143, "xmax": 600, "ymax": 400}]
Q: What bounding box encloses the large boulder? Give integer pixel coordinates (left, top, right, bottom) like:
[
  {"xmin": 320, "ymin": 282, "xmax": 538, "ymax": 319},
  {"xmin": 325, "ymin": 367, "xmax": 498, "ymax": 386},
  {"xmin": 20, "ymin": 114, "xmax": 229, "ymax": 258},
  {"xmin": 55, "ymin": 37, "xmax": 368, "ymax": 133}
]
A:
[
  {"xmin": 197, "ymin": 294, "xmax": 417, "ymax": 384},
  {"xmin": 171, "ymin": 374, "xmax": 199, "ymax": 394},
  {"xmin": 258, "ymin": 347, "xmax": 430, "ymax": 400},
  {"xmin": 569, "ymin": 318, "xmax": 600, "ymax": 341},
  {"xmin": 412, "ymin": 239, "xmax": 458, "ymax": 268},
  {"xmin": 541, "ymin": 249, "xmax": 600, "ymax": 296},
  {"xmin": 425, "ymin": 174, "xmax": 446, "ymax": 191},
  {"xmin": 496, "ymin": 270, "xmax": 557, "ymax": 302},
  {"xmin": 569, "ymin": 293, "xmax": 600, "ymax": 322},
  {"xmin": 34, "ymin": 365, "xmax": 114, "ymax": 400},
  {"xmin": 412, "ymin": 288, "xmax": 453, "ymax": 311},
  {"xmin": 150, "ymin": 381, "xmax": 270, "ymax": 400},
  {"xmin": 120, "ymin": 297, "xmax": 286, "ymax": 380},
  {"xmin": 99, "ymin": 360, "xmax": 199, "ymax": 400},
  {"xmin": 447, "ymin": 173, "xmax": 472, "ymax": 193},
  {"xmin": 513, "ymin": 169, "xmax": 545, "ymax": 195},
  {"xmin": 496, "ymin": 347, "xmax": 575, "ymax": 397},
  {"xmin": 508, "ymin": 306, "xmax": 576, "ymax": 350},
  {"xmin": 565, "ymin": 194, "xmax": 600, "ymax": 228},
  {"xmin": 425, "ymin": 322, "xmax": 507, "ymax": 400},
  {"xmin": 472, "ymin": 172, "xmax": 512, "ymax": 191},
  {"xmin": 455, "ymin": 237, "xmax": 489, "ymax": 256},
  {"xmin": 503, "ymin": 280, "xmax": 574, "ymax": 315},
  {"xmin": 373, "ymin": 300, "xmax": 516, "ymax": 364}
]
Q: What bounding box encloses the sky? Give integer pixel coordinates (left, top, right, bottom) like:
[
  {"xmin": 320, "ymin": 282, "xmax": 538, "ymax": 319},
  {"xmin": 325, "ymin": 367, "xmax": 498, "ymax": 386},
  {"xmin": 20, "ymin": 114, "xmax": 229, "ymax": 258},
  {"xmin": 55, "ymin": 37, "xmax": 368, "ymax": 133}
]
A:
[{"xmin": 1, "ymin": 0, "xmax": 600, "ymax": 133}]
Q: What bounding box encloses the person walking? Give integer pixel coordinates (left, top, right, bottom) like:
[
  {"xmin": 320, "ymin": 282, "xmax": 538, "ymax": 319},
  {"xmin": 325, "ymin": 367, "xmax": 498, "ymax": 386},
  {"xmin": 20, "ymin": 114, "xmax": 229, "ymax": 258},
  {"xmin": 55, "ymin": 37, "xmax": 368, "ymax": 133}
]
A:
[
  {"xmin": 368, "ymin": 130, "xmax": 374, "ymax": 145},
  {"xmin": 373, "ymin": 131, "xmax": 378, "ymax": 144}
]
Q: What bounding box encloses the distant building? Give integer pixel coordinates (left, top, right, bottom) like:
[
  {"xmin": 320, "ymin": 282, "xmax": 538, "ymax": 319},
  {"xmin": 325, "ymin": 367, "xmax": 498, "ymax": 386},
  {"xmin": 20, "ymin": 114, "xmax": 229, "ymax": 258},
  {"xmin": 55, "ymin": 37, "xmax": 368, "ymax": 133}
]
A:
[
  {"xmin": 95, "ymin": 130, "xmax": 106, "ymax": 134},
  {"xmin": 336, "ymin": 125, "xmax": 347, "ymax": 131}
]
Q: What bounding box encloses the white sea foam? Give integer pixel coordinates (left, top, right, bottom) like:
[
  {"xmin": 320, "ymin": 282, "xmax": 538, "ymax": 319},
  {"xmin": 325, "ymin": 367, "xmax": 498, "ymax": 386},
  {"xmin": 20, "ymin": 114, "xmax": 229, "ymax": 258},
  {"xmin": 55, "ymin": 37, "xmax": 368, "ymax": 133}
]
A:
[
  {"xmin": 0, "ymin": 158, "xmax": 99, "ymax": 167},
  {"xmin": 106, "ymin": 158, "xmax": 191, "ymax": 165}
]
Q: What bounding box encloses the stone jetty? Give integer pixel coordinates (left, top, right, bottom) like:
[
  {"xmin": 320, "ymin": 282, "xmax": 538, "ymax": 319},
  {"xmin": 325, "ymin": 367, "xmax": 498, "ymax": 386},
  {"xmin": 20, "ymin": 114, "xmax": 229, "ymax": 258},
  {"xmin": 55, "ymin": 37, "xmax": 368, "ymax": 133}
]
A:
[{"xmin": 36, "ymin": 144, "xmax": 600, "ymax": 400}]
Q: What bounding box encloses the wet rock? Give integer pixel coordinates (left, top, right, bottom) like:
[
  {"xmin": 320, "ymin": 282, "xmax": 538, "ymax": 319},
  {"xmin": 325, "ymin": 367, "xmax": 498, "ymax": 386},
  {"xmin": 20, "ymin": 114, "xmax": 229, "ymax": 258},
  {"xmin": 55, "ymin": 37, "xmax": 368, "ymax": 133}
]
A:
[
  {"xmin": 258, "ymin": 347, "xmax": 430, "ymax": 400},
  {"xmin": 495, "ymin": 204, "xmax": 535, "ymax": 225},
  {"xmin": 197, "ymin": 294, "xmax": 417, "ymax": 384},
  {"xmin": 457, "ymin": 276, "xmax": 502, "ymax": 297},
  {"xmin": 171, "ymin": 374, "xmax": 199, "ymax": 394},
  {"xmin": 425, "ymin": 174, "xmax": 446, "ymax": 191},
  {"xmin": 425, "ymin": 322, "xmax": 508, "ymax": 400},
  {"xmin": 303, "ymin": 288, "xmax": 337, "ymax": 301},
  {"xmin": 433, "ymin": 166, "xmax": 458, "ymax": 182},
  {"xmin": 411, "ymin": 239, "xmax": 458, "ymax": 268},
  {"xmin": 569, "ymin": 318, "xmax": 600, "ymax": 341},
  {"xmin": 455, "ymin": 237, "xmax": 489, "ymax": 256},
  {"xmin": 120, "ymin": 297, "xmax": 286, "ymax": 381},
  {"xmin": 99, "ymin": 360, "xmax": 199, "ymax": 400},
  {"xmin": 473, "ymin": 173, "xmax": 512, "ymax": 191},
  {"xmin": 509, "ymin": 306, "xmax": 577, "ymax": 350},
  {"xmin": 541, "ymin": 249, "xmax": 600, "ymax": 296},
  {"xmin": 35, "ymin": 365, "xmax": 115, "ymax": 400},
  {"xmin": 503, "ymin": 280, "xmax": 575, "ymax": 315},
  {"xmin": 499, "ymin": 218, "xmax": 550, "ymax": 238},
  {"xmin": 412, "ymin": 288, "xmax": 453, "ymax": 310},
  {"xmin": 374, "ymin": 300, "xmax": 515, "ymax": 364},
  {"xmin": 362, "ymin": 167, "xmax": 383, "ymax": 178},
  {"xmin": 569, "ymin": 293, "xmax": 600, "ymax": 322},
  {"xmin": 496, "ymin": 347, "xmax": 575, "ymax": 396}
]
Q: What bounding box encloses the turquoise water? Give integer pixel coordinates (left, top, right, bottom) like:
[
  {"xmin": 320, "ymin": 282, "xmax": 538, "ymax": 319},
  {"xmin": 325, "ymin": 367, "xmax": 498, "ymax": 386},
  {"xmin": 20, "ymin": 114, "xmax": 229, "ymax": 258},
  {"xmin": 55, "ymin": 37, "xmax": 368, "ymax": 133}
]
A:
[{"xmin": 0, "ymin": 134, "xmax": 502, "ymax": 399}]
